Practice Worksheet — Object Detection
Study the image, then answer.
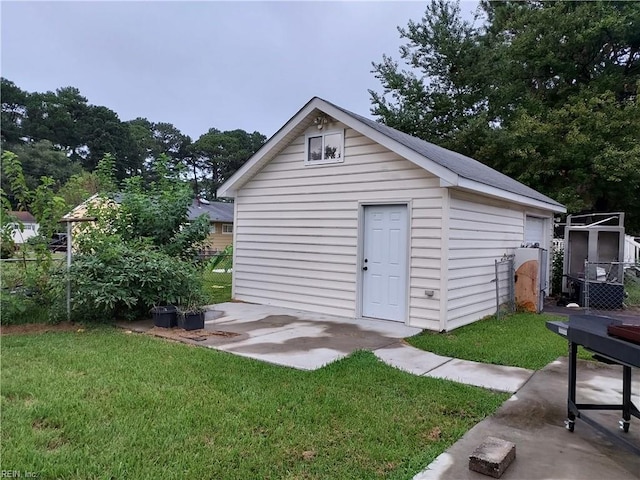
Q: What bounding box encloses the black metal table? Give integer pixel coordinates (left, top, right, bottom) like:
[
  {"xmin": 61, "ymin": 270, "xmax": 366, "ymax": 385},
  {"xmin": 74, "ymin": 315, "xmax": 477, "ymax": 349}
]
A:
[{"xmin": 546, "ymin": 315, "xmax": 640, "ymax": 455}]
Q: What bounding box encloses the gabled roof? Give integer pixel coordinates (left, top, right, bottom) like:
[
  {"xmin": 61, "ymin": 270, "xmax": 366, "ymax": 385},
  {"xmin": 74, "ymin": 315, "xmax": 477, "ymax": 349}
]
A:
[
  {"xmin": 218, "ymin": 97, "xmax": 566, "ymax": 213},
  {"xmin": 188, "ymin": 200, "xmax": 233, "ymax": 222},
  {"xmin": 8, "ymin": 211, "xmax": 37, "ymax": 223},
  {"xmin": 63, "ymin": 195, "xmax": 234, "ymax": 223}
]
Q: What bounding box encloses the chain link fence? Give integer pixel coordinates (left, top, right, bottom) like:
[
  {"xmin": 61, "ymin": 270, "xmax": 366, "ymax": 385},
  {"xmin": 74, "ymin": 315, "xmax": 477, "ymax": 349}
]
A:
[
  {"xmin": 201, "ymin": 254, "xmax": 233, "ymax": 304},
  {"xmin": 494, "ymin": 254, "xmax": 515, "ymax": 319},
  {"xmin": 580, "ymin": 261, "xmax": 640, "ymax": 315}
]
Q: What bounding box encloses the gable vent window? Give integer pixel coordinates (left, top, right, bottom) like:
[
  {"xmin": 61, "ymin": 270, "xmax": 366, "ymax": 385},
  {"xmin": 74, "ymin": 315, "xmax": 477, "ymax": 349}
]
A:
[{"xmin": 305, "ymin": 129, "xmax": 344, "ymax": 165}]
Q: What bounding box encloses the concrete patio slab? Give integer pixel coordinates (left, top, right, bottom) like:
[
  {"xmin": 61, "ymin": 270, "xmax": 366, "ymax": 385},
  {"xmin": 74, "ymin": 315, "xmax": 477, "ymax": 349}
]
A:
[
  {"xmin": 202, "ymin": 302, "xmax": 422, "ymax": 370},
  {"xmin": 414, "ymin": 357, "xmax": 640, "ymax": 480},
  {"xmin": 374, "ymin": 343, "xmax": 451, "ymax": 375},
  {"xmin": 425, "ymin": 358, "xmax": 534, "ymax": 393},
  {"xmin": 118, "ymin": 303, "xmax": 534, "ymax": 394}
]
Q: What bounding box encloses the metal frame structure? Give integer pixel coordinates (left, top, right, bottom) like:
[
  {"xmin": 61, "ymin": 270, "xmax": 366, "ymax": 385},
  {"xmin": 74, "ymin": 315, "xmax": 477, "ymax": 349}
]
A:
[{"xmin": 546, "ymin": 315, "xmax": 640, "ymax": 456}]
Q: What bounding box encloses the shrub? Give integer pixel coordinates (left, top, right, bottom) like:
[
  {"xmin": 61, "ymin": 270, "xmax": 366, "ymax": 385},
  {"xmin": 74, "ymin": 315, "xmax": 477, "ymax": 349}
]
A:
[
  {"xmin": 0, "ymin": 259, "xmax": 66, "ymax": 325},
  {"xmin": 67, "ymin": 242, "xmax": 202, "ymax": 321},
  {"xmin": 551, "ymin": 247, "xmax": 564, "ymax": 296}
]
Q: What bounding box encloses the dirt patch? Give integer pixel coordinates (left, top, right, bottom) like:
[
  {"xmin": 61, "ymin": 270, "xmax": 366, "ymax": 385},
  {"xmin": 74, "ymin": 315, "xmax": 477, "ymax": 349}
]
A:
[
  {"xmin": 146, "ymin": 326, "xmax": 240, "ymax": 343},
  {"xmin": 0, "ymin": 322, "xmax": 80, "ymax": 336}
]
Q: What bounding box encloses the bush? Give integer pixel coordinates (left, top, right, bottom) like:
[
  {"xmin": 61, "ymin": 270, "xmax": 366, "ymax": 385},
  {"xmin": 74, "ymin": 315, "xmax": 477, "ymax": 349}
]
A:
[
  {"xmin": 551, "ymin": 248, "xmax": 564, "ymax": 296},
  {"xmin": 0, "ymin": 259, "xmax": 66, "ymax": 325},
  {"xmin": 67, "ymin": 242, "xmax": 203, "ymax": 321}
]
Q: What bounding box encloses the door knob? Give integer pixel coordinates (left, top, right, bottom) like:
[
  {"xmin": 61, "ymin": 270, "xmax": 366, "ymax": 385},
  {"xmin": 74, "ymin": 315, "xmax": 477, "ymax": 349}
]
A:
[{"xmin": 363, "ymin": 266, "xmax": 368, "ymax": 271}]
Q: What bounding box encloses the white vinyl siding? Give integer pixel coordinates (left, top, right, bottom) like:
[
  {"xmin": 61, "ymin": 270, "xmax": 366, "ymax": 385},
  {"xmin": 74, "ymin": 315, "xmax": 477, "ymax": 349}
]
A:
[
  {"xmin": 446, "ymin": 192, "xmax": 525, "ymax": 329},
  {"xmin": 11, "ymin": 222, "xmax": 39, "ymax": 244},
  {"xmin": 234, "ymin": 126, "xmax": 443, "ymax": 329}
]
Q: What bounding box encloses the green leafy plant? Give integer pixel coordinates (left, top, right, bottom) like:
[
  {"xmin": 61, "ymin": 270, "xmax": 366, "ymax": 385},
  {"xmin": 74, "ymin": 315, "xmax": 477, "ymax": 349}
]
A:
[
  {"xmin": 67, "ymin": 243, "xmax": 202, "ymax": 321},
  {"xmin": 1, "ymin": 150, "xmax": 69, "ymax": 324},
  {"xmin": 551, "ymin": 247, "xmax": 564, "ymax": 296},
  {"xmin": 67, "ymin": 154, "xmax": 210, "ymax": 321},
  {"xmin": 207, "ymin": 244, "xmax": 233, "ymax": 271}
]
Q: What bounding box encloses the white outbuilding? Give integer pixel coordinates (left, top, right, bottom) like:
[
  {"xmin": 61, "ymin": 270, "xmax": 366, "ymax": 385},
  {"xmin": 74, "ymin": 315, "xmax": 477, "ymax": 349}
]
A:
[{"xmin": 217, "ymin": 97, "xmax": 566, "ymax": 331}]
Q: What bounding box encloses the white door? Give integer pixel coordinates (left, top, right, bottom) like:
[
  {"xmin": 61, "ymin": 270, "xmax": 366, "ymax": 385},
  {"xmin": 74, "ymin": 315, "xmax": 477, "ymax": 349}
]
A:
[{"xmin": 362, "ymin": 205, "xmax": 408, "ymax": 322}]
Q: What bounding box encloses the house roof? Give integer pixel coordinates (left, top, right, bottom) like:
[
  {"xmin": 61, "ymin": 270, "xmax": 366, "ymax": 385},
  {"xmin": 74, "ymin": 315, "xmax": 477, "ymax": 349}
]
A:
[
  {"xmin": 218, "ymin": 97, "xmax": 566, "ymax": 213},
  {"xmin": 188, "ymin": 200, "xmax": 234, "ymax": 222},
  {"xmin": 8, "ymin": 211, "xmax": 37, "ymax": 223},
  {"xmin": 63, "ymin": 195, "xmax": 234, "ymax": 223}
]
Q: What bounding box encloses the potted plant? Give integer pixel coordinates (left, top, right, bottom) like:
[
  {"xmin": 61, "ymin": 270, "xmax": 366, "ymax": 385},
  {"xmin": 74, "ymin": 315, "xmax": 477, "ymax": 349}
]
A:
[
  {"xmin": 177, "ymin": 293, "xmax": 206, "ymax": 330},
  {"xmin": 177, "ymin": 305, "xmax": 205, "ymax": 330},
  {"xmin": 151, "ymin": 304, "xmax": 178, "ymax": 328}
]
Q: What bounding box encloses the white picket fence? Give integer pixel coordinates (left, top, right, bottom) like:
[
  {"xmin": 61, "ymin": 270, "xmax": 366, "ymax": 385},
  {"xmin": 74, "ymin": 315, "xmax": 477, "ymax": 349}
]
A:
[{"xmin": 625, "ymin": 235, "xmax": 640, "ymax": 264}]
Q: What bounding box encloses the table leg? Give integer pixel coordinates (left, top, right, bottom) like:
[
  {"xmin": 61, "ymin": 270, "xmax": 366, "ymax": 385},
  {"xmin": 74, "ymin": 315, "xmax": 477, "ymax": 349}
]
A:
[
  {"xmin": 620, "ymin": 365, "xmax": 631, "ymax": 433},
  {"xmin": 566, "ymin": 341, "xmax": 577, "ymax": 432}
]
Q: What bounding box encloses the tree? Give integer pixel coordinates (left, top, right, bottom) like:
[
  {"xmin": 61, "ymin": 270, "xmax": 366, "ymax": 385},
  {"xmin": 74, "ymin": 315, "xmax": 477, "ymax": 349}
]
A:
[
  {"xmin": 69, "ymin": 154, "xmax": 209, "ymax": 320},
  {"xmin": 21, "ymin": 87, "xmax": 89, "ymax": 156},
  {"xmin": 1, "ymin": 140, "xmax": 83, "ymax": 194},
  {"xmin": 370, "ymin": 0, "xmax": 640, "ymax": 232},
  {"xmin": 1, "ymin": 150, "xmax": 70, "ymax": 322},
  {"xmin": 0, "ymin": 78, "xmax": 28, "ymax": 145},
  {"xmin": 81, "ymin": 105, "xmax": 141, "ymax": 178},
  {"xmin": 191, "ymin": 129, "xmax": 266, "ymax": 198}
]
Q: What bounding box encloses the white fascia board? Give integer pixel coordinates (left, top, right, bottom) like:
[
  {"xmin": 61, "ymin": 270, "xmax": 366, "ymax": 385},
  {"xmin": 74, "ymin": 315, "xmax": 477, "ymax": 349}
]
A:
[
  {"xmin": 62, "ymin": 193, "xmax": 100, "ymax": 219},
  {"xmin": 318, "ymin": 102, "xmax": 460, "ymax": 186},
  {"xmin": 457, "ymin": 178, "xmax": 567, "ymax": 213},
  {"xmin": 217, "ymin": 98, "xmax": 324, "ymax": 198}
]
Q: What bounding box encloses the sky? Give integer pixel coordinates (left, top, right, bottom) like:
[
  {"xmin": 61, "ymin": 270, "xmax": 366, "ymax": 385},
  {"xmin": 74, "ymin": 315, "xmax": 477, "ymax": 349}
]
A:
[{"xmin": 1, "ymin": 1, "xmax": 480, "ymax": 141}]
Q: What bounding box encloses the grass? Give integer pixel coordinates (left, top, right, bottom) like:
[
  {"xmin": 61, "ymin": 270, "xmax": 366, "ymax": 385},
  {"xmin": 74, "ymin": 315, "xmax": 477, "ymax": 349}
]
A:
[
  {"xmin": 625, "ymin": 271, "xmax": 640, "ymax": 306},
  {"xmin": 201, "ymin": 270, "xmax": 232, "ymax": 304},
  {"xmin": 0, "ymin": 259, "xmax": 63, "ymax": 325},
  {"xmin": 406, "ymin": 313, "xmax": 593, "ymax": 370},
  {"xmin": 0, "ymin": 328, "xmax": 508, "ymax": 479}
]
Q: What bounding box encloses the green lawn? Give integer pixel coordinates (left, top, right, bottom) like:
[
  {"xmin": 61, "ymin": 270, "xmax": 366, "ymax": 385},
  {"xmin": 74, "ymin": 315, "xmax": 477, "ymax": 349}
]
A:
[
  {"xmin": 201, "ymin": 270, "xmax": 232, "ymax": 304},
  {"xmin": 1, "ymin": 328, "xmax": 508, "ymax": 479},
  {"xmin": 625, "ymin": 271, "xmax": 640, "ymax": 306},
  {"xmin": 407, "ymin": 313, "xmax": 592, "ymax": 370}
]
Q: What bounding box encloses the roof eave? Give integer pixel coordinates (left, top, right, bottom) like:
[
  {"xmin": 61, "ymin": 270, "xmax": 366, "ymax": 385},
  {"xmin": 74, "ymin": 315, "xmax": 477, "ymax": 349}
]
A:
[
  {"xmin": 456, "ymin": 178, "xmax": 567, "ymax": 213},
  {"xmin": 217, "ymin": 97, "xmax": 462, "ymax": 197},
  {"xmin": 217, "ymin": 98, "xmax": 324, "ymax": 198},
  {"xmin": 217, "ymin": 97, "xmax": 566, "ymax": 214}
]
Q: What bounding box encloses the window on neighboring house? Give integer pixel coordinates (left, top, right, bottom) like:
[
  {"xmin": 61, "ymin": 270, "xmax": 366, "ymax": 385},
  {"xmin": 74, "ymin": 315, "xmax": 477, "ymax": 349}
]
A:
[
  {"xmin": 209, "ymin": 224, "xmax": 216, "ymax": 234},
  {"xmin": 305, "ymin": 129, "xmax": 344, "ymax": 165},
  {"xmin": 222, "ymin": 224, "xmax": 233, "ymax": 234}
]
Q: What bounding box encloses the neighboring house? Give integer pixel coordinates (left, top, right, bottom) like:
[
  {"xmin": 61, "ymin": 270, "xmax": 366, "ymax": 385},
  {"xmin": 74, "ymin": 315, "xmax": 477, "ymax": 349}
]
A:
[
  {"xmin": 63, "ymin": 193, "xmax": 104, "ymax": 221},
  {"xmin": 217, "ymin": 97, "xmax": 566, "ymax": 331},
  {"xmin": 188, "ymin": 199, "xmax": 234, "ymax": 253},
  {"xmin": 8, "ymin": 211, "xmax": 39, "ymax": 244}
]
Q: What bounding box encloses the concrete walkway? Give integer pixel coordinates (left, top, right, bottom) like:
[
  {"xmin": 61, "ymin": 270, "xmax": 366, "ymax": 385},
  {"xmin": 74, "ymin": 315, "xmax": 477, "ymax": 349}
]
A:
[
  {"xmin": 413, "ymin": 357, "xmax": 640, "ymax": 480},
  {"xmin": 118, "ymin": 302, "xmax": 639, "ymax": 478},
  {"xmin": 374, "ymin": 343, "xmax": 533, "ymax": 393},
  {"xmin": 204, "ymin": 302, "xmax": 533, "ymax": 393},
  {"xmin": 118, "ymin": 302, "xmax": 533, "ymax": 393}
]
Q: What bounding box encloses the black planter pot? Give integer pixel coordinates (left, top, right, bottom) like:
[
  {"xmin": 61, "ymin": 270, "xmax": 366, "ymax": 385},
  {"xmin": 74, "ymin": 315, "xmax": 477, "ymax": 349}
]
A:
[
  {"xmin": 151, "ymin": 305, "xmax": 177, "ymax": 328},
  {"xmin": 178, "ymin": 311, "xmax": 205, "ymax": 331}
]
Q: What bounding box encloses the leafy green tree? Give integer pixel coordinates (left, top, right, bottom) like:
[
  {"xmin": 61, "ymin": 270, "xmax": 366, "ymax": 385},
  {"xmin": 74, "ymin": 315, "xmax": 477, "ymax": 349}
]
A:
[
  {"xmin": 1, "ymin": 140, "xmax": 83, "ymax": 195},
  {"xmin": 0, "ymin": 78, "xmax": 28, "ymax": 145},
  {"xmin": 69, "ymin": 154, "xmax": 210, "ymax": 320},
  {"xmin": 0, "ymin": 150, "xmax": 69, "ymax": 322},
  {"xmin": 21, "ymin": 87, "xmax": 88, "ymax": 156},
  {"xmin": 371, "ymin": 0, "xmax": 640, "ymax": 232},
  {"xmin": 192, "ymin": 128, "xmax": 266, "ymax": 198},
  {"xmin": 81, "ymin": 105, "xmax": 141, "ymax": 178},
  {"xmin": 58, "ymin": 171, "xmax": 101, "ymax": 208}
]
